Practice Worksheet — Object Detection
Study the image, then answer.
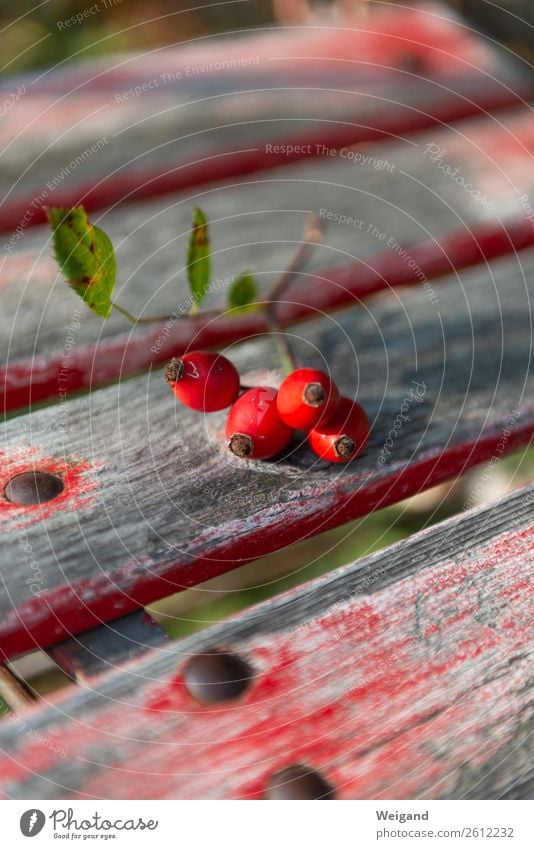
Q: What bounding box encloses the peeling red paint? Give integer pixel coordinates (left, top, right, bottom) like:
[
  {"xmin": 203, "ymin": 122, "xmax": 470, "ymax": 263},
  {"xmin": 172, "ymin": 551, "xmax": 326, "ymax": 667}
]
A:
[
  {"xmin": 0, "ymin": 421, "xmax": 532, "ymax": 661},
  {"xmin": 0, "ymin": 526, "xmax": 530, "ymax": 799},
  {"xmin": 0, "ymin": 449, "xmax": 100, "ymax": 528}
]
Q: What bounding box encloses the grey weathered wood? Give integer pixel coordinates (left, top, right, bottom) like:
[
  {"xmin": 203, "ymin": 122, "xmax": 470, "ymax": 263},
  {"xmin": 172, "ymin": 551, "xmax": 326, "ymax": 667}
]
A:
[
  {"xmin": 0, "ymin": 482, "xmax": 531, "ymax": 799},
  {"xmin": 1, "ymin": 248, "xmax": 534, "ymax": 657},
  {"xmin": 0, "ymin": 9, "xmax": 526, "ymax": 207},
  {"xmin": 2, "ymin": 106, "xmax": 534, "ymax": 371}
]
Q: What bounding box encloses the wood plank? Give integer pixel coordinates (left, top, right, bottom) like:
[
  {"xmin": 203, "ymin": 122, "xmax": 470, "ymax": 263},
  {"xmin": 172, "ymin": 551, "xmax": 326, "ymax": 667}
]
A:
[
  {"xmin": 0, "ymin": 482, "xmax": 531, "ymax": 799},
  {"xmin": 3, "ymin": 106, "xmax": 534, "ymax": 412},
  {"xmin": 1, "ymin": 3, "xmax": 529, "ymax": 234},
  {"xmin": 1, "ymin": 249, "xmax": 534, "ymax": 658},
  {"xmin": 4, "ymin": 215, "xmax": 534, "ymax": 414},
  {"xmin": 47, "ymin": 611, "xmax": 169, "ymax": 681}
]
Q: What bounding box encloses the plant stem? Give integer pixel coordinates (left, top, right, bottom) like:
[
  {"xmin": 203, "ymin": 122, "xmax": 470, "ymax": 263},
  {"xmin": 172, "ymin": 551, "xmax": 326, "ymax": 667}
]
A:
[
  {"xmin": 111, "ymin": 302, "xmax": 142, "ymax": 323},
  {"xmin": 266, "ymin": 213, "xmax": 324, "ymax": 374},
  {"xmin": 111, "ymin": 212, "xmax": 324, "ymax": 338},
  {"xmin": 267, "ymin": 213, "xmax": 324, "ymax": 306},
  {"xmin": 266, "ymin": 312, "xmax": 299, "ymax": 374},
  {"xmin": 111, "ymin": 301, "xmax": 220, "ymax": 325}
]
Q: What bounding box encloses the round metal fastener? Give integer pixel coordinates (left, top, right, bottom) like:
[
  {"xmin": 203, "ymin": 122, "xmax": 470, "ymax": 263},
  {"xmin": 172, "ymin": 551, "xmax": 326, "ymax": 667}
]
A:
[
  {"xmin": 4, "ymin": 471, "xmax": 64, "ymax": 506},
  {"xmin": 183, "ymin": 649, "xmax": 254, "ymax": 704}
]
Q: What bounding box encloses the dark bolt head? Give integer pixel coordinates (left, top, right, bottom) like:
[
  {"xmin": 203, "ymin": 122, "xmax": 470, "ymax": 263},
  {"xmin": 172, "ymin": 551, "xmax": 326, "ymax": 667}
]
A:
[
  {"xmin": 265, "ymin": 764, "xmax": 335, "ymax": 799},
  {"xmin": 183, "ymin": 649, "xmax": 254, "ymax": 704},
  {"xmin": 4, "ymin": 471, "xmax": 64, "ymax": 506}
]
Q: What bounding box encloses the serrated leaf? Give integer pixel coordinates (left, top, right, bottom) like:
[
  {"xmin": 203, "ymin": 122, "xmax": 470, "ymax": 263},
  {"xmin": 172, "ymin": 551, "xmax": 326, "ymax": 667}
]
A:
[
  {"xmin": 228, "ymin": 272, "xmax": 258, "ymax": 310},
  {"xmin": 48, "ymin": 206, "xmax": 116, "ymax": 318},
  {"xmin": 187, "ymin": 207, "xmax": 211, "ymax": 307}
]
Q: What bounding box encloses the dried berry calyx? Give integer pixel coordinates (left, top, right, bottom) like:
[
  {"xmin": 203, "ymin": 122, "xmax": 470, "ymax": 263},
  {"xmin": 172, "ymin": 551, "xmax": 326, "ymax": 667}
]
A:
[
  {"xmin": 164, "ymin": 358, "xmax": 185, "ymax": 384},
  {"xmin": 304, "ymin": 382, "xmax": 326, "ymax": 406},
  {"xmin": 333, "ymin": 435, "xmax": 356, "ymax": 459},
  {"xmin": 228, "ymin": 433, "xmax": 254, "ymax": 458}
]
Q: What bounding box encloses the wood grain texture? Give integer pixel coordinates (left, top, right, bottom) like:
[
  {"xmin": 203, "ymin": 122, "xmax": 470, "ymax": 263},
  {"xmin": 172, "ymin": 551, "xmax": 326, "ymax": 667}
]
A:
[
  {"xmin": 1, "ymin": 3, "xmax": 529, "ymax": 233},
  {"xmin": 1, "ymin": 247, "xmax": 534, "ymax": 658},
  {"xmin": 2, "ymin": 106, "xmax": 534, "ymax": 412},
  {"xmin": 4, "ymin": 215, "xmax": 534, "ymax": 414},
  {"xmin": 0, "ymin": 482, "xmax": 531, "ymax": 800}
]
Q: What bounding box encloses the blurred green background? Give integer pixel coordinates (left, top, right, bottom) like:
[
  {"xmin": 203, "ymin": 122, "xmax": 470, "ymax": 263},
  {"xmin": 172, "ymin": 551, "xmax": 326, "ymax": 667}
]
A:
[
  {"xmin": 1, "ymin": 0, "xmax": 274, "ymax": 75},
  {"xmin": 2, "ymin": 1, "xmax": 533, "ymax": 77}
]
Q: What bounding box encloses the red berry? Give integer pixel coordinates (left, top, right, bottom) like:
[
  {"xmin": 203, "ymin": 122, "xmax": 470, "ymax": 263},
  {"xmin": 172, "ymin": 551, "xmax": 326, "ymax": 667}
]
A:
[
  {"xmin": 226, "ymin": 387, "xmax": 293, "ymax": 460},
  {"xmin": 165, "ymin": 351, "xmax": 239, "ymax": 412},
  {"xmin": 308, "ymin": 396, "xmax": 370, "ymax": 463},
  {"xmin": 277, "ymin": 367, "xmax": 340, "ymax": 430}
]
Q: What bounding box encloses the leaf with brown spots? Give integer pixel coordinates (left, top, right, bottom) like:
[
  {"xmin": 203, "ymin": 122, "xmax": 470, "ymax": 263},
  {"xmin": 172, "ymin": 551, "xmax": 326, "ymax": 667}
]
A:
[{"xmin": 47, "ymin": 206, "xmax": 116, "ymax": 318}]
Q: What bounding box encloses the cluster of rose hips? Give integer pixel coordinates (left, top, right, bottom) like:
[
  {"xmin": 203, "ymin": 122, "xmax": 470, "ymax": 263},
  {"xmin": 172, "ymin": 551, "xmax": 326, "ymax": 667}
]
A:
[{"xmin": 165, "ymin": 351, "xmax": 370, "ymax": 463}]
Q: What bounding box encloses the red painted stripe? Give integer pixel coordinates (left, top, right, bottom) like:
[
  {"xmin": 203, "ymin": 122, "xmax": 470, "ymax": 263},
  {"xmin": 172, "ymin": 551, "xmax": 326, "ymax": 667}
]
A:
[
  {"xmin": 3, "ymin": 215, "xmax": 534, "ymax": 414},
  {"xmin": 0, "ymin": 86, "xmax": 530, "ymax": 236},
  {"xmin": 1, "ymin": 415, "xmax": 532, "ymax": 660}
]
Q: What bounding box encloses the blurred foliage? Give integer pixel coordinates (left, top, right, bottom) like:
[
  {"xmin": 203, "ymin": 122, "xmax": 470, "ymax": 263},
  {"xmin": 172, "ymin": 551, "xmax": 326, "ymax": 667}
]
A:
[
  {"xmin": 23, "ymin": 666, "xmax": 72, "ymax": 697},
  {"xmin": 0, "ymin": 0, "xmax": 272, "ymax": 76},
  {"xmin": 2, "ymin": 1, "xmax": 532, "ymax": 77}
]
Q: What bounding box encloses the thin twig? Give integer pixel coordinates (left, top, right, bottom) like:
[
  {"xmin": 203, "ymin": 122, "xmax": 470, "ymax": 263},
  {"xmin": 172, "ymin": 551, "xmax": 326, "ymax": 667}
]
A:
[
  {"xmin": 267, "ymin": 213, "xmax": 324, "ymax": 305},
  {"xmin": 111, "ymin": 212, "xmax": 324, "ymax": 338},
  {"xmin": 266, "ymin": 213, "xmax": 324, "ymax": 374},
  {"xmin": 0, "ymin": 664, "xmax": 34, "ymax": 712},
  {"xmin": 111, "ymin": 302, "xmax": 222, "ymax": 325}
]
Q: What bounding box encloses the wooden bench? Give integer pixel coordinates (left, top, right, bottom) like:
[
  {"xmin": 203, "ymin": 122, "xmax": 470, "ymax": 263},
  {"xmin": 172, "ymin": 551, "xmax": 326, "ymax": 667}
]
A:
[{"xmin": 0, "ymin": 3, "xmax": 533, "ymax": 800}]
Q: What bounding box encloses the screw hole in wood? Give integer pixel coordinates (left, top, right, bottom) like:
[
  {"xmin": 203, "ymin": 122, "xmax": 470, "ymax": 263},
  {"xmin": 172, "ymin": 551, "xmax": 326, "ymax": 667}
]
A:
[
  {"xmin": 183, "ymin": 649, "xmax": 254, "ymax": 705},
  {"xmin": 265, "ymin": 764, "xmax": 336, "ymax": 799},
  {"xmin": 4, "ymin": 471, "xmax": 64, "ymax": 506}
]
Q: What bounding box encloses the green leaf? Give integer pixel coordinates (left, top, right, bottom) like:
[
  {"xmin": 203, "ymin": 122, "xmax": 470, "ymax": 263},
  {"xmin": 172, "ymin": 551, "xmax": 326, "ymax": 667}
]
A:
[
  {"xmin": 187, "ymin": 207, "xmax": 211, "ymax": 306},
  {"xmin": 227, "ymin": 272, "xmax": 258, "ymax": 311},
  {"xmin": 47, "ymin": 206, "xmax": 116, "ymax": 318}
]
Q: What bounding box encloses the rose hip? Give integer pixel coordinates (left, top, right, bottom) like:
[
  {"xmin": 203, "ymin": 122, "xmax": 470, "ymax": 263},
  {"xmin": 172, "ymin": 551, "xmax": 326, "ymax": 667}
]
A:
[
  {"xmin": 277, "ymin": 367, "xmax": 340, "ymax": 431},
  {"xmin": 165, "ymin": 351, "xmax": 240, "ymax": 412},
  {"xmin": 308, "ymin": 396, "xmax": 370, "ymax": 463},
  {"xmin": 226, "ymin": 386, "xmax": 293, "ymax": 460}
]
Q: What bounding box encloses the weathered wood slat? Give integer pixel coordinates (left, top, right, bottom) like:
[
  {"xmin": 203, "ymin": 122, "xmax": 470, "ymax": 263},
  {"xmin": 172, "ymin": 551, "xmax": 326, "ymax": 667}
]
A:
[
  {"xmin": 2, "ymin": 83, "xmax": 528, "ymax": 236},
  {"xmin": 1, "ymin": 248, "xmax": 533, "ymax": 658},
  {"xmin": 1, "ymin": 3, "xmax": 529, "ymax": 234},
  {"xmin": 3, "ymin": 106, "xmax": 534, "ymax": 412},
  {"xmin": 4, "ymin": 215, "xmax": 534, "ymax": 414},
  {"xmin": 0, "ymin": 482, "xmax": 532, "ymax": 799},
  {"xmin": 47, "ymin": 611, "xmax": 168, "ymax": 681}
]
